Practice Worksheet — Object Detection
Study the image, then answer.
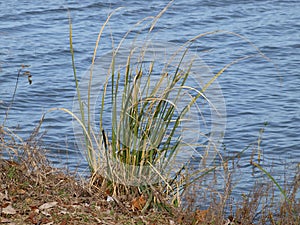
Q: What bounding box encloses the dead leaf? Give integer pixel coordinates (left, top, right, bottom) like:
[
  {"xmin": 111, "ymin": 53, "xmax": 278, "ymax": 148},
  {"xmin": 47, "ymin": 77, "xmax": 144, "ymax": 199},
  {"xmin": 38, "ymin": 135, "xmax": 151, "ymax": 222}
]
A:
[
  {"xmin": 0, "ymin": 192, "xmax": 5, "ymax": 202},
  {"xmin": 17, "ymin": 189, "xmax": 26, "ymax": 195},
  {"xmin": 25, "ymin": 197, "xmax": 33, "ymax": 204},
  {"xmin": 1, "ymin": 204, "xmax": 17, "ymax": 215},
  {"xmin": 0, "ymin": 217, "xmax": 12, "ymax": 223},
  {"xmin": 0, "ymin": 190, "xmax": 9, "ymax": 201},
  {"xmin": 131, "ymin": 195, "xmax": 146, "ymax": 211},
  {"xmin": 30, "ymin": 205, "xmax": 39, "ymax": 214},
  {"xmin": 195, "ymin": 209, "xmax": 209, "ymax": 223},
  {"xmin": 60, "ymin": 219, "xmax": 68, "ymax": 225},
  {"xmin": 41, "ymin": 210, "xmax": 51, "ymax": 217},
  {"xmin": 106, "ymin": 195, "xmax": 114, "ymax": 202},
  {"xmin": 41, "ymin": 218, "xmax": 52, "ymax": 224},
  {"xmin": 39, "ymin": 201, "xmax": 58, "ymax": 210},
  {"xmin": 26, "ymin": 212, "xmax": 38, "ymax": 224},
  {"xmin": 169, "ymin": 220, "xmax": 175, "ymax": 225},
  {"xmin": 1, "ymin": 202, "xmax": 9, "ymax": 208}
]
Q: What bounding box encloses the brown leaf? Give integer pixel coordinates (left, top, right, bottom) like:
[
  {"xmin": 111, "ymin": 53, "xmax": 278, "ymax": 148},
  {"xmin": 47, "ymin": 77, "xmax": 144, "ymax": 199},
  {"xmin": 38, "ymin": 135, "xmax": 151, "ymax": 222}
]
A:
[
  {"xmin": 131, "ymin": 195, "xmax": 146, "ymax": 211},
  {"xmin": 0, "ymin": 217, "xmax": 12, "ymax": 223},
  {"xmin": 1, "ymin": 204, "xmax": 17, "ymax": 215},
  {"xmin": 29, "ymin": 205, "xmax": 40, "ymax": 214},
  {"xmin": 17, "ymin": 189, "xmax": 26, "ymax": 195},
  {"xmin": 1, "ymin": 202, "xmax": 9, "ymax": 208},
  {"xmin": 25, "ymin": 197, "xmax": 33, "ymax": 205},
  {"xmin": 39, "ymin": 201, "xmax": 58, "ymax": 210},
  {"xmin": 41, "ymin": 218, "xmax": 52, "ymax": 224},
  {"xmin": 26, "ymin": 211, "xmax": 38, "ymax": 224},
  {"xmin": 195, "ymin": 209, "xmax": 209, "ymax": 223},
  {"xmin": 0, "ymin": 192, "xmax": 6, "ymax": 202},
  {"xmin": 105, "ymin": 189, "xmax": 111, "ymax": 196},
  {"xmin": 60, "ymin": 219, "xmax": 68, "ymax": 225}
]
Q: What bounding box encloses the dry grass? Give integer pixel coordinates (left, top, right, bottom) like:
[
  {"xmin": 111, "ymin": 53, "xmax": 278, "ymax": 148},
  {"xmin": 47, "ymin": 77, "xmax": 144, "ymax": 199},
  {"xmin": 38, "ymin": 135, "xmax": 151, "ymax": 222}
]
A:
[
  {"xmin": 0, "ymin": 128, "xmax": 182, "ymax": 224},
  {"xmin": 0, "ymin": 127, "xmax": 299, "ymax": 224}
]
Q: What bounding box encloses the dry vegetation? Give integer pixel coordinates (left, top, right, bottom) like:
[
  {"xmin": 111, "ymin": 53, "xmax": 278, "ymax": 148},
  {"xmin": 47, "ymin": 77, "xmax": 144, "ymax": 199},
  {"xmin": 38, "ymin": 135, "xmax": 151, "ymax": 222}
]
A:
[{"xmin": 0, "ymin": 127, "xmax": 299, "ymax": 225}]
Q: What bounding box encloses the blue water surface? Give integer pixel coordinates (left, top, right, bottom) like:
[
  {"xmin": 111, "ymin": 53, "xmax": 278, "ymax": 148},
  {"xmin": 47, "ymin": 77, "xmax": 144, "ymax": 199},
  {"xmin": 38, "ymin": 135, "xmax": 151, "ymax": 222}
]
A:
[{"xmin": 0, "ymin": 0, "xmax": 299, "ymax": 201}]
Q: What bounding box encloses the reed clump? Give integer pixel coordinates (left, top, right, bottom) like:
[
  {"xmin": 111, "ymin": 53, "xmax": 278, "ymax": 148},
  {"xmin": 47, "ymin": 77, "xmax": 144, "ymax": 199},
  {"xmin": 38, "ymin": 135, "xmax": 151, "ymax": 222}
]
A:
[
  {"xmin": 65, "ymin": 2, "xmax": 292, "ymax": 217},
  {"xmin": 0, "ymin": 1, "xmax": 299, "ymax": 224},
  {"xmin": 67, "ymin": 4, "xmax": 226, "ymax": 212}
]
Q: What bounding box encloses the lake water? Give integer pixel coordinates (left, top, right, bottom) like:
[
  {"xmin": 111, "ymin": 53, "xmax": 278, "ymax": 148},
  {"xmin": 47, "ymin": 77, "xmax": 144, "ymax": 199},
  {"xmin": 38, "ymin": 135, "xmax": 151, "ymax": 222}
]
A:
[{"xmin": 1, "ymin": 0, "xmax": 299, "ymax": 200}]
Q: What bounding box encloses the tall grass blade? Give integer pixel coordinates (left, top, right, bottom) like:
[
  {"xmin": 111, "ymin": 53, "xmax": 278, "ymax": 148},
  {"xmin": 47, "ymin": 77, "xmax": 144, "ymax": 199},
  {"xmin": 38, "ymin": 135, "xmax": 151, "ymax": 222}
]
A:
[{"xmin": 251, "ymin": 162, "xmax": 288, "ymax": 200}]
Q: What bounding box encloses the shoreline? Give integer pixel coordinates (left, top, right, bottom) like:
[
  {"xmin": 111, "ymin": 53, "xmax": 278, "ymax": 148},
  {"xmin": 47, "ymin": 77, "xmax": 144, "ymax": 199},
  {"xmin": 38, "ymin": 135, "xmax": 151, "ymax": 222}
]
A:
[{"xmin": 0, "ymin": 139, "xmax": 299, "ymax": 224}]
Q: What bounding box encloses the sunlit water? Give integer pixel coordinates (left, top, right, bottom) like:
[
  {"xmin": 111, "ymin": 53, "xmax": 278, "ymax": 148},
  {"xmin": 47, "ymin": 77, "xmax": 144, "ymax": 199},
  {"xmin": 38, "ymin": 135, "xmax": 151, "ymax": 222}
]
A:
[{"xmin": 1, "ymin": 0, "xmax": 299, "ymax": 201}]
